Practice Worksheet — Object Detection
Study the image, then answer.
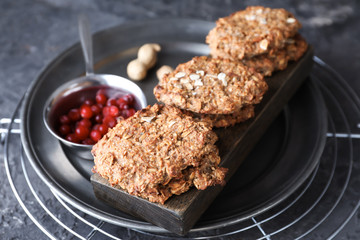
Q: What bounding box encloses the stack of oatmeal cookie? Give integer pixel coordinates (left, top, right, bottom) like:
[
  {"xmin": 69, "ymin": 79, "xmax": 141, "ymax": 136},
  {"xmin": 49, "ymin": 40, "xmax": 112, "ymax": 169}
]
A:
[
  {"xmin": 206, "ymin": 6, "xmax": 308, "ymax": 76},
  {"xmin": 154, "ymin": 6, "xmax": 307, "ymax": 128}
]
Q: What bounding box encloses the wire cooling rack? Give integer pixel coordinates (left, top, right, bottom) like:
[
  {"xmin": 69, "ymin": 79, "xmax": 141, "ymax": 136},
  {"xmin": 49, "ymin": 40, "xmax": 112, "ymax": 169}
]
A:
[{"xmin": 2, "ymin": 57, "xmax": 360, "ymax": 239}]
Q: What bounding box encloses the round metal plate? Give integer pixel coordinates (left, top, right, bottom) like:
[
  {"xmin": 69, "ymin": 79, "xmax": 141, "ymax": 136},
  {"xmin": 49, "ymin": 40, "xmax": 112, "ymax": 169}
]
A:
[{"xmin": 20, "ymin": 19, "xmax": 327, "ymax": 232}]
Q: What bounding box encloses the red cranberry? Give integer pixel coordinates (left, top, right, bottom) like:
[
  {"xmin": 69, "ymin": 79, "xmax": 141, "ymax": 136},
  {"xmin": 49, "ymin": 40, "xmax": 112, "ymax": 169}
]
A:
[
  {"xmin": 77, "ymin": 118, "xmax": 92, "ymax": 129},
  {"xmin": 83, "ymin": 99, "xmax": 94, "ymax": 106},
  {"xmin": 91, "ymin": 104, "xmax": 101, "ymax": 115},
  {"xmin": 102, "ymin": 106, "xmax": 111, "ymax": 116},
  {"xmin": 68, "ymin": 108, "xmax": 81, "ymax": 122},
  {"xmin": 80, "ymin": 105, "xmax": 93, "ymax": 119},
  {"xmin": 106, "ymin": 98, "xmax": 117, "ymax": 106},
  {"xmin": 118, "ymin": 102, "xmax": 129, "ymax": 110},
  {"xmin": 82, "ymin": 138, "xmax": 95, "ymax": 145},
  {"xmin": 127, "ymin": 108, "xmax": 136, "ymax": 118},
  {"xmin": 103, "ymin": 116, "xmax": 116, "ymax": 128},
  {"xmin": 116, "ymin": 97, "xmax": 126, "ymax": 106},
  {"xmin": 122, "ymin": 108, "xmax": 136, "ymax": 119},
  {"xmin": 122, "ymin": 94, "xmax": 134, "ymax": 105},
  {"xmin": 94, "ymin": 114, "xmax": 103, "ymax": 123},
  {"xmin": 90, "ymin": 130, "xmax": 102, "ymax": 142},
  {"xmin": 66, "ymin": 133, "xmax": 80, "ymax": 143},
  {"xmin": 59, "ymin": 115, "xmax": 71, "ymax": 125},
  {"xmin": 95, "ymin": 93, "xmax": 107, "ymax": 105},
  {"xmin": 98, "ymin": 124, "xmax": 108, "ymax": 135},
  {"xmin": 75, "ymin": 125, "xmax": 90, "ymax": 140},
  {"xmin": 92, "ymin": 124, "xmax": 100, "ymax": 131},
  {"xmin": 59, "ymin": 124, "xmax": 71, "ymax": 136},
  {"xmin": 96, "ymin": 89, "xmax": 107, "ymax": 96},
  {"xmin": 109, "ymin": 106, "xmax": 119, "ymax": 117}
]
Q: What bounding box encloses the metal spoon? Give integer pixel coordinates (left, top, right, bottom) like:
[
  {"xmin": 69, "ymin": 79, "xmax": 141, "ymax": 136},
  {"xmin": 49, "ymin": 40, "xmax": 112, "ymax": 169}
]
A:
[
  {"xmin": 77, "ymin": 14, "xmax": 146, "ymax": 107},
  {"xmin": 78, "ymin": 14, "xmax": 94, "ymax": 76}
]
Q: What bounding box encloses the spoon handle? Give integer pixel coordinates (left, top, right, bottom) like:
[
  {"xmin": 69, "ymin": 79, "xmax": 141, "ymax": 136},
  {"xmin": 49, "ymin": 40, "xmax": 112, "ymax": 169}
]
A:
[{"xmin": 78, "ymin": 14, "xmax": 94, "ymax": 76}]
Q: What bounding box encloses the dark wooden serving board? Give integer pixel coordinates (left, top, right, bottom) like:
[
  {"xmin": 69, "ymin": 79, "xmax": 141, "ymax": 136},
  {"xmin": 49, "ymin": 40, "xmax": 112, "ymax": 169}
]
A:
[{"xmin": 91, "ymin": 47, "xmax": 314, "ymax": 235}]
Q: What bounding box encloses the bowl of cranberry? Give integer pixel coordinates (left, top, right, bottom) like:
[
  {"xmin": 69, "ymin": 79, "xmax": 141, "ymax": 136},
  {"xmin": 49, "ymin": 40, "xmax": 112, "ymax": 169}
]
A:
[{"xmin": 43, "ymin": 74, "xmax": 147, "ymax": 160}]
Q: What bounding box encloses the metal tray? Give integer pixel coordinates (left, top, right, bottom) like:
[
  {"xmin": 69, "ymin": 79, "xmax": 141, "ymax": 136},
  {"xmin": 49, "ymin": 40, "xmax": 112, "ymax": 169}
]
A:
[{"xmin": 20, "ymin": 19, "xmax": 327, "ymax": 233}]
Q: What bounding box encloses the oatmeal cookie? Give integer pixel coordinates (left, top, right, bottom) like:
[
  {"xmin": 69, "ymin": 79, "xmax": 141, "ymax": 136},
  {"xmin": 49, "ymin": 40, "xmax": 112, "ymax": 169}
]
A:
[
  {"xmin": 241, "ymin": 34, "xmax": 308, "ymax": 76},
  {"xmin": 92, "ymin": 104, "xmax": 227, "ymax": 204},
  {"xmin": 184, "ymin": 105, "xmax": 255, "ymax": 128},
  {"xmin": 154, "ymin": 56, "xmax": 268, "ymax": 115},
  {"xmin": 206, "ymin": 6, "xmax": 302, "ymax": 60}
]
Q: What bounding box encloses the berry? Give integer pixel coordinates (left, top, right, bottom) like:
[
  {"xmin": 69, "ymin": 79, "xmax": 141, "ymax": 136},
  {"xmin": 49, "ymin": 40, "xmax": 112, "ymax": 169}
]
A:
[
  {"xmin": 83, "ymin": 99, "xmax": 94, "ymax": 106},
  {"xmin": 78, "ymin": 118, "xmax": 92, "ymax": 128},
  {"xmin": 92, "ymin": 124, "xmax": 100, "ymax": 131},
  {"xmin": 109, "ymin": 105, "xmax": 119, "ymax": 117},
  {"xmin": 59, "ymin": 115, "xmax": 71, "ymax": 125},
  {"xmin": 118, "ymin": 102, "xmax": 129, "ymax": 110},
  {"xmin": 94, "ymin": 114, "xmax": 103, "ymax": 123},
  {"xmin": 106, "ymin": 98, "xmax": 117, "ymax": 106},
  {"xmin": 82, "ymin": 138, "xmax": 95, "ymax": 145},
  {"xmin": 122, "ymin": 109, "xmax": 130, "ymax": 119},
  {"xmin": 103, "ymin": 116, "xmax": 116, "ymax": 128},
  {"xmin": 96, "ymin": 89, "xmax": 107, "ymax": 96},
  {"xmin": 90, "ymin": 130, "xmax": 102, "ymax": 142},
  {"xmin": 116, "ymin": 97, "xmax": 126, "ymax": 106},
  {"xmin": 66, "ymin": 133, "xmax": 80, "ymax": 143},
  {"xmin": 102, "ymin": 106, "xmax": 111, "ymax": 116},
  {"xmin": 127, "ymin": 108, "xmax": 136, "ymax": 118},
  {"xmin": 68, "ymin": 108, "xmax": 81, "ymax": 122},
  {"xmin": 91, "ymin": 104, "xmax": 101, "ymax": 115},
  {"xmin": 59, "ymin": 124, "xmax": 71, "ymax": 136},
  {"xmin": 80, "ymin": 105, "xmax": 93, "ymax": 119},
  {"xmin": 122, "ymin": 94, "xmax": 134, "ymax": 105},
  {"xmin": 75, "ymin": 125, "xmax": 90, "ymax": 140},
  {"xmin": 98, "ymin": 124, "xmax": 108, "ymax": 135},
  {"xmin": 95, "ymin": 93, "xmax": 107, "ymax": 105}
]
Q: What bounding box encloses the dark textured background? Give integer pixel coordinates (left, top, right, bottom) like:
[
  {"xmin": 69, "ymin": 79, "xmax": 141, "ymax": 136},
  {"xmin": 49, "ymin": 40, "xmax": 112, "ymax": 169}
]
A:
[{"xmin": 0, "ymin": 0, "xmax": 359, "ymax": 239}]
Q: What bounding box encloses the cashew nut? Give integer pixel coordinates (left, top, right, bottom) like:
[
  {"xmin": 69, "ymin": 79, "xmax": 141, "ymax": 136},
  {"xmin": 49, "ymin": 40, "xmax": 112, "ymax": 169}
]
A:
[
  {"xmin": 127, "ymin": 43, "xmax": 161, "ymax": 81},
  {"xmin": 138, "ymin": 43, "xmax": 161, "ymax": 69},
  {"xmin": 156, "ymin": 65, "xmax": 174, "ymax": 81},
  {"xmin": 127, "ymin": 59, "xmax": 147, "ymax": 81}
]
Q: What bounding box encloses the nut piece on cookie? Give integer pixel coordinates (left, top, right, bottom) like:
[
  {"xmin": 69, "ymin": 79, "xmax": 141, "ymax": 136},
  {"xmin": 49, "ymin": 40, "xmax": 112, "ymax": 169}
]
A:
[
  {"xmin": 92, "ymin": 104, "xmax": 227, "ymax": 204},
  {"xmin": 154, "ymin": 56, "xmax": 268, "ymax": 115}
]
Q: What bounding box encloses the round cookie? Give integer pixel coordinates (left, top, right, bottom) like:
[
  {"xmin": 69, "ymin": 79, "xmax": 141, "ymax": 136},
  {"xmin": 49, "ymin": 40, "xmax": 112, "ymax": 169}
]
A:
[
  {"xmin": 154, "ymin": 56, "xmax": 268, "ymax": 115},
  {"xmin": 206, "ymin": 6, "xmax": 302, "ymax": 60},
  {"xmin": 92, "ymin": 104, "xmax": 227, "ymax": 204}
]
